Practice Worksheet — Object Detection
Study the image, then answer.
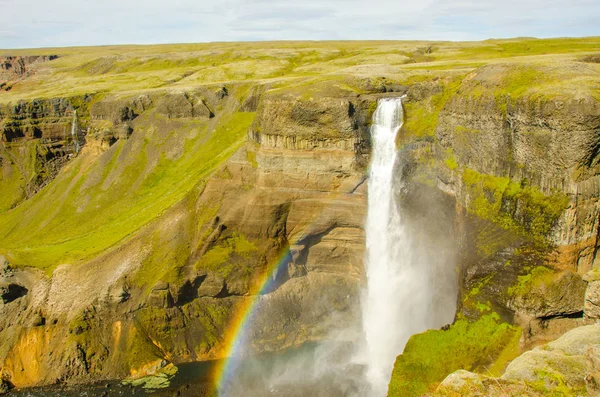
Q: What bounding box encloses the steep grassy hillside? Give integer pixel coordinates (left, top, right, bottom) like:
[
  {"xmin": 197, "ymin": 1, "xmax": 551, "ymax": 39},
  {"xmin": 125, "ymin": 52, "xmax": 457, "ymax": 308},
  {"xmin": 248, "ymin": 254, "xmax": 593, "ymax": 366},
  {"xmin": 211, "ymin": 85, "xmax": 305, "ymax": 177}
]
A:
[{"xmin": 0, "ymin": 107, "xmax": 254, "ymax": 271}]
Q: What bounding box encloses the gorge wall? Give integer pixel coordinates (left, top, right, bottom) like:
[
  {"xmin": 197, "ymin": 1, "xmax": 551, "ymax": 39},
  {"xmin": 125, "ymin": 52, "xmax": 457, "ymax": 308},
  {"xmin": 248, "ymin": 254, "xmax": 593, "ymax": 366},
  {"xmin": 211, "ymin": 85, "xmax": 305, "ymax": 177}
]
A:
[
  {"xmin": 0, "ymin": 46, "xmax": 598, "ymax": 397},
  {"xmin": 0, "ymin": 79, "xmax": 392, "ymax": 390},
  {"xmin": 389, "ymin": 63, "xmax": 600, "ymax": 396}
]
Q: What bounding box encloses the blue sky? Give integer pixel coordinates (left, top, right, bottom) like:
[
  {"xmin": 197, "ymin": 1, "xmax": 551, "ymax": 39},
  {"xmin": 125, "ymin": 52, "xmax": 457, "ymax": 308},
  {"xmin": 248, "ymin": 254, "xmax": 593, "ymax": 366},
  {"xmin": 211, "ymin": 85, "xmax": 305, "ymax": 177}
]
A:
[{"xmin": 0, "ymin": 0, "xmax": 598, "ymax": 48}]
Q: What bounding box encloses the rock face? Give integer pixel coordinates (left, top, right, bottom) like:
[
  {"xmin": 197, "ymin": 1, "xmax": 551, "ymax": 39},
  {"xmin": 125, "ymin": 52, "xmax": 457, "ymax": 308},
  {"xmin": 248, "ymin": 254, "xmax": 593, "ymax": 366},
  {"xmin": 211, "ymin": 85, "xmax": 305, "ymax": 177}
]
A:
[
  {"xmin": 0, "ymin": 82, "xmax": 382, "ymax": 388},
  {"xmin": 0, "ymin": 55, "xmax": 58, "ymax": 90},
  {"xmin": 431, "ymin": 66, "xmax": 600, "ymax": 343},
  {"xmin": 435, "ymin": 324, "xmax": 600, "ymax": 396},
  {"xmin": 585, "ymin": 269, "xmax": 600, "ymax": 320},
  {"xmin": 389, "ymin": 63, "xmax": 600, "ymax": 396},
  {"xmin": 0, "ymin": 96, "xmax": 89, "ymax": 208}
]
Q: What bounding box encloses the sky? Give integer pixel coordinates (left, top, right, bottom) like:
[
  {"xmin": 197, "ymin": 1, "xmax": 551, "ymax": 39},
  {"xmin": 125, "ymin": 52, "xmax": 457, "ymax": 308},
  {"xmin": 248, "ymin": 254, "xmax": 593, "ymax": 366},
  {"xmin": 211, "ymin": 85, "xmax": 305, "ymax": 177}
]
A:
[{"xmin": 0, "ymin": 0, "xmax": 598, "ymax": 48}]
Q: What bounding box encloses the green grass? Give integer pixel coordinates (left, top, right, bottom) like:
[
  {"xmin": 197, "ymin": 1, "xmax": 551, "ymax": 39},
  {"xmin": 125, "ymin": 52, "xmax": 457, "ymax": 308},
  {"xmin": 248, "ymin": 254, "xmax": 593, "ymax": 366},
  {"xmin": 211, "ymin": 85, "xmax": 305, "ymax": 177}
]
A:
[
  {"xmin": 1, "ymin": 37, "xmax": 599, "ymax": 103},
  {"xmin": 454, "ymin": 37, "xmax": 600, "ymax": 60},
  {"xmin": 0, "ymin": 139, "xmax": 51, "ymax": 211},
  {"xmin": 0, "ymin": 110, "xmax": 255, "ymax": 272},
  {"xmin": 388, "ymin": 313, "xmax": 521, "ymax": 397}
]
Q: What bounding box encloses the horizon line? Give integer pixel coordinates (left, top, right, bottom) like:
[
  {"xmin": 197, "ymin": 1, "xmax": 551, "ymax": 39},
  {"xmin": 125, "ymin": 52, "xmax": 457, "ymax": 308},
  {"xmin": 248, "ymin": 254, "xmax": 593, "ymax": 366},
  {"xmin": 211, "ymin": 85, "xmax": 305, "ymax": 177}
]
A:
[{"xmin": 1, "ymin": 35, "xmax": 599, "ymax": 52}]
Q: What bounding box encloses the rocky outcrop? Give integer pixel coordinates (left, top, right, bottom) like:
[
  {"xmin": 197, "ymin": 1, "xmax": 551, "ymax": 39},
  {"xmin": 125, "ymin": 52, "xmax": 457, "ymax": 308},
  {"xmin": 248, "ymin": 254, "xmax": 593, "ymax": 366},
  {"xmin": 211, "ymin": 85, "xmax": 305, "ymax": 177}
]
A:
[
  {"xmin": 435, "ymin": 324, "xmax": 600, "ymax": 396},
  {"xmin": 1, "ymin": 57, "xmax": 597, "ymax": 395},
  {"xmin": 155, "ymin": 92, "xmax": 214, "ymax": 119},
  {"xmin": 0, "ymin": 56, "xmax": 58, "ymax": 91}
]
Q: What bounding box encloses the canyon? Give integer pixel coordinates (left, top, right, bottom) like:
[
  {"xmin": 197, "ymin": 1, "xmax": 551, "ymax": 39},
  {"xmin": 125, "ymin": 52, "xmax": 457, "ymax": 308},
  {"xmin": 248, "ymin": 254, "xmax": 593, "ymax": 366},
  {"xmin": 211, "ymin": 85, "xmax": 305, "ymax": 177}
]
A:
[{"xmin": 0, "ymin": 38, "xmax": 599, "ymax": 396}]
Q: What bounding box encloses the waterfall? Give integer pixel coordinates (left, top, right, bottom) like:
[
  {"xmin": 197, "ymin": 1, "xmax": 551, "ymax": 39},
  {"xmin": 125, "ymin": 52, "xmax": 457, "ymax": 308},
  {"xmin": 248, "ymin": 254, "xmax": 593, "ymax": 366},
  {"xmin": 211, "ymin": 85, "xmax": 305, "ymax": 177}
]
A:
[
  {"xmin": 71, "ymin": 110, "xmax": 79, "ymax": 154},
  {"xmin": 360, "ymin": 97, "xmax": 451, "ymax": 396}
]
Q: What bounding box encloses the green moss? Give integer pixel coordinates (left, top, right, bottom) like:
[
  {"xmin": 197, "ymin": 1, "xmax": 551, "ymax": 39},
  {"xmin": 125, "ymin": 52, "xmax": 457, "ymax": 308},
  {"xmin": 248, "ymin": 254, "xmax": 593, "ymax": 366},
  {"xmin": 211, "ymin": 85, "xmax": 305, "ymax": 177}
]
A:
[
  {"xmin": 0, "ymin": 157, "xmax": 25, "ymax": 212},
  {"xmin": 388, "ymin": 314, "xmax": 521, "ymax": 397},
  {"xmin": 461, "ymin": 168, "xmax": 569, "ymax": 243},
  {"xmin": 245, "ymin": 150, "xmax": 258, "ymax": 169},
  {"xmin": 125, "ymin": 323, "xmax": 165, "ymax": 370},
  {"xmin": 496, "ymin": 66, "xmax": 548, "ymax": 98},
  {"xmin": 0, "ymin": 139, "xmax": 53, "ymax": 212},
  {"xmin": 444, "ymin": 149, "xmax": 458, "ymax": 170},
  {"xmin": 507, "ymin": 266, "xmax": 554, "ymax": 297},
  {"xmin": 460, "ymin": 274, "xmax": 495, "ymax": 316},
  {"xmin": 195, "ymin": 232, "xmax": 258, "ymax": 277},
  {"xmin": 528, "ymin": 366, "xmax": 587, "ymax": 397},
  {"xmin": 402, "ymin": 78, "xmax": 462, "ymax": 139}
]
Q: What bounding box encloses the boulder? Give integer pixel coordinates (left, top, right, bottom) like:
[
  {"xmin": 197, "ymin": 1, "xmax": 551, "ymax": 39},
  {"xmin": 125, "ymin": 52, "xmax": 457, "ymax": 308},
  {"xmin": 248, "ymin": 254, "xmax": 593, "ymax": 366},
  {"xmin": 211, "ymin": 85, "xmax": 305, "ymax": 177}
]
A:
[
  {"xmin": 586, "ymin": 344, "xmax": 600, "ymax": 394},
  {"xmin": 215, "ymin": 86, "xmax": 228, "ymax": 99},
  {"xmin": 438, "ymin": 370, "xmax": 486, "ymax": 392},
  {"xmin": 501, "ymin": 325, "xmax": 600, "ymax": 394}
]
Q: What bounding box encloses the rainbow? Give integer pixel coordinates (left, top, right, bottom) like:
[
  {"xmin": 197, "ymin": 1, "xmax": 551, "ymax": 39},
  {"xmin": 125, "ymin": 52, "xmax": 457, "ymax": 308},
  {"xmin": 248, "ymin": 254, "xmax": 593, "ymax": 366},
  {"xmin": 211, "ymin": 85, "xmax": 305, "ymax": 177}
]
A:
[
  {"xmin": 210, "ymin": 167, "xmax": 368, "ymax": 394},
  {"xmin": 212, "ymin": 247, "xmax": 295, "ymax": 395}
]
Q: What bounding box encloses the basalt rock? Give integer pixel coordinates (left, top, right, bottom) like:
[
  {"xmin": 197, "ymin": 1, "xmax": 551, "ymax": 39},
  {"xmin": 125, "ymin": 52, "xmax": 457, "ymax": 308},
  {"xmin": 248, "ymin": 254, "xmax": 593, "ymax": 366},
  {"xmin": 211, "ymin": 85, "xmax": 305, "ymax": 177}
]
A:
[
  {"xmin": 155, "ymin": 92, "xmax": 213, "ymax": 119},
  {"xmin": 389, "ymin": 64, "xmax": 600, "ymax": 395},
  {"xmin": 0, "ymin": 283, "xmax": 27, "ymax": 304},
  {"xmin": 0, "ymin": 55, "xmax": 58, "ymax": 81}
]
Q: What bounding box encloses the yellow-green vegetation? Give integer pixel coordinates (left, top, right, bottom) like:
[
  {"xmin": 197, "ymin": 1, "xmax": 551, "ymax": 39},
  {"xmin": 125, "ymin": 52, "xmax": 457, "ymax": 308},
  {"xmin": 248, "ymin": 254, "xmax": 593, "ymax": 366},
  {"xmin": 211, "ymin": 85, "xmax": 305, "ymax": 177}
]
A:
[
  {"xmin": 443, "ymin": 148, "xmax": 458, "ymax": 170},
  {"xmin": 456, "ymin": 38, "xmax": 600, "ymax": 60},
  {"xmin": 195, "ymin": 232, "xmax": 258, "ymax": 277},
  {"xmin": 0, "ymin": 110, "xmax": 255, "ymax": 271},
  {"xmin": 388, "ymin": 313, "xmax": 521, "ymax": 397},
  {"xmin": 507, "ymin": 265, "xmax": 554, "ymax": 297},
  {"xmin": 0, "ymin": 140, "xmax": 50, "ymax": 211},
  {"xmin": 461, "ymin": 168, "xmax": 569, "ymax": 242},
  {"xmin": 1, "ymin": 37, "xmax": 599, "ymax": 104},
  {"xmin": 460, "ymin": 274, "xmax": 495, "ymax": 315},
  {"xmin": 402, "ymin": 78, "xmax": 462, "ymax": 140},
  {"xmin": 529, "ymin": 367, "xmax": 588, "ymax": 397},
  {"xmin": 0, "ymin": 157, "xmax": 25, "ymax": 211},
  {"xmin": 245, "ymin": 149, "xmax": 258, "ymax": 169}
]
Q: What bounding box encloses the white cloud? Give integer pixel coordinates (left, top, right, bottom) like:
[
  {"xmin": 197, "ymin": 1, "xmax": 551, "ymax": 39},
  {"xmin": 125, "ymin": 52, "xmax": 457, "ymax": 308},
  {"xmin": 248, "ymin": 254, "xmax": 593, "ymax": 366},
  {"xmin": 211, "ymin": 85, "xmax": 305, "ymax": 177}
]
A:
[{"xmin": 0, "ymin": 0, "xmax": 598, "ymax": 48}]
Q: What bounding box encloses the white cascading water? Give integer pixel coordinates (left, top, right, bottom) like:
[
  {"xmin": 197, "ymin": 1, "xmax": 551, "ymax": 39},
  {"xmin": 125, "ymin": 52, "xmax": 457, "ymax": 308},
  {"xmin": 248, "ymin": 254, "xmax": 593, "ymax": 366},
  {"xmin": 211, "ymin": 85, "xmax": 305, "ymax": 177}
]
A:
[
  {"xmin": 71, "ymin": 109, "xmax": 80, "ymax": 154},
  {"xmin": 361, "ymin": 97, "xmax": 447, "ymax": 396}
]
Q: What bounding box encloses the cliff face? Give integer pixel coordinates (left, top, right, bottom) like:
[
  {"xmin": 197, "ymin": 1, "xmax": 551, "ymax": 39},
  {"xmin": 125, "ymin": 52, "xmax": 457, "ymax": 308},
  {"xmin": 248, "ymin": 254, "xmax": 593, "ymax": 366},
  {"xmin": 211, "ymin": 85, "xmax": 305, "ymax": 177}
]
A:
[
  {"xmin": 0, "ymin": 80, "xmax": 384, "ymax": 388},
  {"xmin": 0, "ymin": 97, "xmax": 89, "ymax": 211},
  {"xmin": 0, "ymin": 56, "xmax": 58, "ymax": 92},
  {"xmin": 389, "ymin": 62, "xmax": 600, "ymax": 396}
]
